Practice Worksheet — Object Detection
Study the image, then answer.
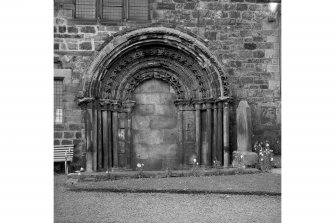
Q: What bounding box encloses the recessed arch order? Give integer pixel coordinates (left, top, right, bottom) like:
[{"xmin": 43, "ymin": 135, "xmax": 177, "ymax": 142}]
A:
[{"xmin": 80, "ymin": 26, "xmax": 231, "ymax": 102}]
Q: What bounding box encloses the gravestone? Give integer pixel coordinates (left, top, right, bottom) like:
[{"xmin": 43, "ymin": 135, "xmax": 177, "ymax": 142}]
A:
[{"xmin": 233, "ymin": 100, "xmax": 258, "ymax": 168}]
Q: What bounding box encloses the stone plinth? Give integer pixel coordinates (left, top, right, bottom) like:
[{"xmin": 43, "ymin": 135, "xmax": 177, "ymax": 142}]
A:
[{"xmin": 232, "ymin": 151, "xmax": 258, "ymax": 168}]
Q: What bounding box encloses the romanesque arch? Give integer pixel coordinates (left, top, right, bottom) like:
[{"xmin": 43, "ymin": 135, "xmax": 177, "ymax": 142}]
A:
[{"xmin": 78, "ymin": 26, "xmax": 232, "ymax": 172}]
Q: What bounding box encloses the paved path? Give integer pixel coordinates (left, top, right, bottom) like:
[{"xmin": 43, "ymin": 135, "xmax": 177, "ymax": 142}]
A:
[{"xmin": 55, "ymin": 173, "xmax": 281, "ymax": 223}]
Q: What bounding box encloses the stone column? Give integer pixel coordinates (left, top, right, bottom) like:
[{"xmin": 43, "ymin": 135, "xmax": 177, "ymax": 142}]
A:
[
  {"xmin": 85, "ymin": 102, "xmax": 94, "ymax": 172},
  {"xmin": 176, "ymin": 104, "xmax": 184, "ymax": 167},
  {"xmin": 102, "ymin": 109, "xmax": 109, "ymax": 170},
  {"xmin": 217, "ymin": 101, "xmax": 223, "ymax": 164},
  {"xmin": 97, "ymin": 108, "xmax": 102, "ymax": 170},
  {"xmin": 92, "ymin": 101, "xmax": 98, "ymax": 171},
  {"xmin": 123, "ymin": 100, "xmax": 136, "ymax": 169},
  {"xmin": 195, "ymin": 103, "xmax": 202, "ymax": 163},
  {"xmin": 107, "ymin": 106, "xmax": 112, "ymax": 170},
  {"xmin": 213, "ymin": 103, "xmax": 218, "ymax": 164},
  {"xmin": 203, "ymin": 102, "xmax": 212, "ymax": 166},
  {"xmin": 112, "ymin": 101, "xmax": 120, "ymax": 168},
  {"xmin": 223, "ymin": 101, "xmax": 230, "ymax": 167}
]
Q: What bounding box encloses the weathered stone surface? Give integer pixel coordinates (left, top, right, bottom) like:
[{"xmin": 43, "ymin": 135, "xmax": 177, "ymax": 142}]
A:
[
  {"xmin": 54, "ymin": 132, "xmax": 63, "ymax": 139},
  {"xmin": 61, "ymin": 139, "xmax": 72, "ymax": 145},
  {"xmin": 69, "ymin": 124, "xmax": 81, "ymax": 130},
  {"xmin": 53, "ymin": 0, "xmax": 281, "ymax": 170},
  {"xmin": 236, "ymin": 4, "xmax": 248, "ymax": 11},
  {"xmin": 253, "ymin": 50, "xmax": 265, "ymax": 58},
  {"xmin": 79, "ymin": 42, "xmax": 92, "ymax": 50},
  {"xmin": 75, "ymin": 131, "xmax": 82, "ymax": 138},
  {"xmin": 157, "ymin": 3, "xmax": 175, "ymax": 10},
  {"xmin": 67, "ymin": 43, "xmax": 78, "ymax": 50},
  {"xmin": 59, "ymin": 26, "xmax": 66, "ymax": 33},
  {"xmin": 67, "ymin": 26, "xmax": 78, "ymax": 33},
  {"xmin": 54, "ymin": 34, "xmax": 83, "ymax": 39},
  {"xmin": 150, "ymin": 116, "xmax": 177, "ymax": 129},
  {"xmin": 64, "ymin": 131, "xmax": 74, "ymax": 138},
  {"xmin": 244, "ymin": 43, "xmax": 257, "ymax": 50},
  {"xmin": 132, "ymin": 79, "xmax": 179, "ymax": 170},
  {"xmin": 237, "ymin": 100, "xmax": 252, "ymax": 152},
  {"xmin": 232, "ymin": 151, "xmax": 258, "ymax": 168},
  {"xmin": 80, "ymin": 26, "xmax": 96, "ymax": 33}
]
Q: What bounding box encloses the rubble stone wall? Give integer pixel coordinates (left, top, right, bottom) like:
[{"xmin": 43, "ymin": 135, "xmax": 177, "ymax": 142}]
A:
[{"xmin": 54, "ymin": 0, "xmax": 281, "ymax": 167}]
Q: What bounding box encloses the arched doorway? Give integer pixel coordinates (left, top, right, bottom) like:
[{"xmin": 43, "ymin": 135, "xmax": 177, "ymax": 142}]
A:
[
  {"xmin": 78, "ymin": 26, "xmax": 232, "ymax": 172},
  {"xmin": 132, "ymin": 79, "xmax": 179, "ymax": 170}
]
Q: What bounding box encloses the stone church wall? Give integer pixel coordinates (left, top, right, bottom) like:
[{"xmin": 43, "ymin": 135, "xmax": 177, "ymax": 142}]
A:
[{"xmin": 54, "ymin": 0, "xmax": 281, "ymax": 168}]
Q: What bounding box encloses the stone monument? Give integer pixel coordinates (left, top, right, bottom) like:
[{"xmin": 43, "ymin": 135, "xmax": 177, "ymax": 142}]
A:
[{"xmin": 233, "ymin": 100, "xmax": 258, "ymax": 167}]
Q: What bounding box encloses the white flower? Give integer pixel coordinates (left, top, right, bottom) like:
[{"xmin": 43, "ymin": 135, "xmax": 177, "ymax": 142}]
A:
[
  {"xmin": 193, "ymin": 158, "xmax": 197, "ymax": 163},
  {"xmin": 260, "ymin": 158, "xmax": 263, "ymax": 161},
  {"xmin": 196, "ymin": 162, "xmax": 199, "ymax": 165},
  {"xmin": 142, "ymin": 163, "xmax": 144, "ymax": 167},
  {"xmin": 106, "ymin": 170, "xmax": 109, "ymax": 173},
  {"xmin": 137, "ymin": 163, "xmax": 141, "ymax": 168},
  {"xmin": 80, "ymin": 167, "xmax": 84, "ymax": 172},
  {"xmin": 271, "ymin": 158, "xmax": 274, "ymax": 161},
  {"xmin": 240, "ymin": 155, "xmax": 243, "ymax": 159},
  {"xmin": 266, "ymin": 143, "xmax": 269, "ymax": 147}
]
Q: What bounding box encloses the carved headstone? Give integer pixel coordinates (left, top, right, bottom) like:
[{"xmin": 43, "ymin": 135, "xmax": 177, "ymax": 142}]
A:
[{"xmin": 236, "ymin": 100, "xmax": 252, "ymax": 152}]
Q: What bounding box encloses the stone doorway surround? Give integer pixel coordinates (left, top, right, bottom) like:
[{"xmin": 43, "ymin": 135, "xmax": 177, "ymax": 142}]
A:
[{"xmin": 77, "ymin": 26, "xmax": 232, "ymax": 172}]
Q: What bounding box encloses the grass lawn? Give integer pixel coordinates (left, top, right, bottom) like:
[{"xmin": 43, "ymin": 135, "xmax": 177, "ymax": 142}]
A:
[{"xmin": 66, "ymin": 172, "xmax": 281, "ymax": 194}]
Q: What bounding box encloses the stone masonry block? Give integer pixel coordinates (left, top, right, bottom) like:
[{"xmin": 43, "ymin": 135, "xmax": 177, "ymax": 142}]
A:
[
  {"xmin": 61, "ymin": 140, "xmax": 72, "ymax": 145},
  {"xmin": 244, "ymin": 43, "xmax": 257, "ymax": 50},
  {"xmin": 229, "ymin": 11, "xmax": 241, "ymax": 19},
  {"xmin": 236, "ymin": 4, "xmax": 248, "ymax": 11},
  {"xmin": 150, "ymin": 116, "xmax": 177, "ymax": 130},
  {"xmin": 54, "ymin": 132, "xmax": 63, "ymax": 139},
  {"xmin": 157, "ymin": 3, "xmax": 175, "ymax": 10},
  {"xmin": 265, "ymin": 49, "xmax": 279, "ymax": 58},
  {"xmin": 79, "ymin": 42, "xmax": 92, "ymax": 50},
  {"xmin": 267, "ymin": 65, "xmax": 280, "ymax": 72},
  {"xmin": 69, "ymin": 124, "xmax": 81, "ymax": 130},
  {"xmin": 80, "ymin": 26, "xmax": 96, "ymax": 33},
  {"xmin": 68, "ymin": 26, "xmax": 78, "ymax": 33},
  {"xmin": 54, "ymin": 140, "xmax": 60, "ymax": 145},
  {"xmin": 64, "ymin": 132, "xmax": 74, "ymax": 138},
  {"xmin": 253, "ymin": 50, "xmax": 265, "ymax": 58},
  {"xmin": 75, "ymin": 131, "xmax": 82, "ymax": 138},
  {"xmin": 136, "ymin": 104, "xmax": 155, "ymax": 116},
  {"xmin": 58, "ymin": 26, "xmax": 66, "ymax": 33},
  {"xmin": 204, "ymin": 31, "xmax": 217, "ymax": 40},
  {"xmin": 268, "ymin": 80, "xmax": 280, "ymax": 90},
  {"xmin": 184, "ymin": 2, "xmax": 196, "ymax": 10},
  {"xmin": 242, "ymin": 11, "xmax": 253, "ymax": 20},
  {"xmin": 54, "ymin": 69, "xmax": 71, "ymax": 78},
  {"xmin": 67, "ymin": 43, "xmax": 78, "ymax": 50}
]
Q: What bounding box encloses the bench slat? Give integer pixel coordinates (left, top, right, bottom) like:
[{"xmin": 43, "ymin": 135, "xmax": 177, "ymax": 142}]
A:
[{"xmin": 54, "ymin": 145, "xmax": 74, "ymax": 163}]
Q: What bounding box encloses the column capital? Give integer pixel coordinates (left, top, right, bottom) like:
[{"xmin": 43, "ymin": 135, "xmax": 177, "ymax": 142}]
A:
[
  {"xmin": 122, "ymin": 100, "xmax": 136, "ymax": 113},
  {"xmin": 77, "ymin": 97, "xmax": 95, "ymax": 107}
]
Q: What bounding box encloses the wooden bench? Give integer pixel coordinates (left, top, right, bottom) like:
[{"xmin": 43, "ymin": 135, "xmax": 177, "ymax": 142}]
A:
[{"xmin": 54, "ymin": 145, "xmax": 74, "ymax": 174}]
